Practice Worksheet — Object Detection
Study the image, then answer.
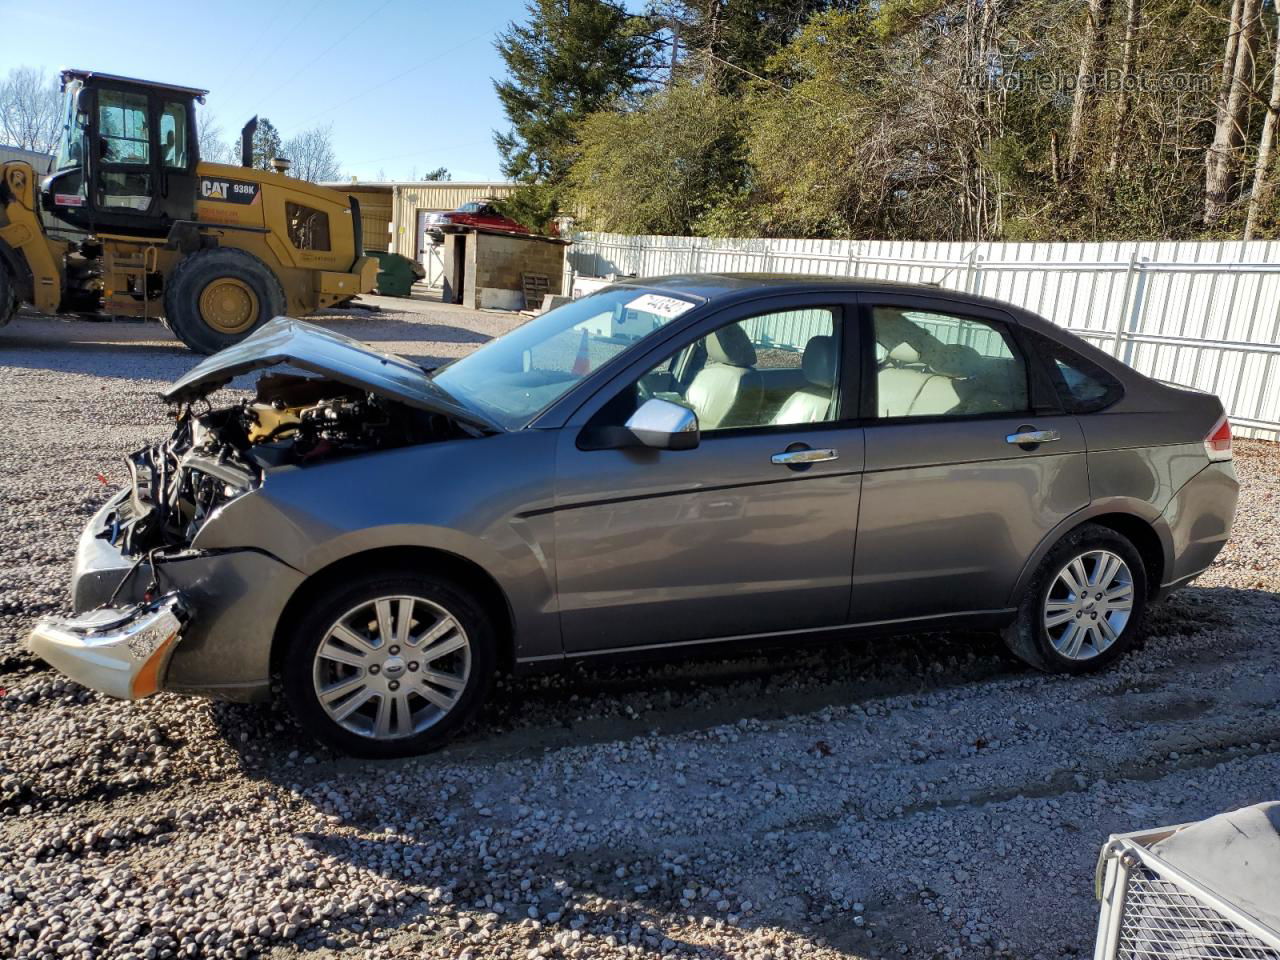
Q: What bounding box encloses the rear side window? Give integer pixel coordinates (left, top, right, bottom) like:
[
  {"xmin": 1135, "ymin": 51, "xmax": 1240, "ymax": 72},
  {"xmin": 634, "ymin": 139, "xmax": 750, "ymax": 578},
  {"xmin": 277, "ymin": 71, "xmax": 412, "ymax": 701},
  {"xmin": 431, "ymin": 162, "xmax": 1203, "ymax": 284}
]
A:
[
  {"xmin": 1028, "ymin": 332, "xmax": 1124, "ymax": 413},
  {"xmin": 871, "ymin": 307, "xmax": 1028, "ymax": 418}
]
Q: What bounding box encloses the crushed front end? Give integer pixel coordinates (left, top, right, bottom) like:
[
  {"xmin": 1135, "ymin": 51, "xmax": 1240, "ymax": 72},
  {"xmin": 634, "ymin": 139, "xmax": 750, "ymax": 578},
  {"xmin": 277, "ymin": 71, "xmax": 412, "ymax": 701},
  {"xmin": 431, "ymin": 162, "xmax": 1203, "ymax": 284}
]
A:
[{"xmin": 28, "ymin": 317, "xmax": 490, "ymax": 702}]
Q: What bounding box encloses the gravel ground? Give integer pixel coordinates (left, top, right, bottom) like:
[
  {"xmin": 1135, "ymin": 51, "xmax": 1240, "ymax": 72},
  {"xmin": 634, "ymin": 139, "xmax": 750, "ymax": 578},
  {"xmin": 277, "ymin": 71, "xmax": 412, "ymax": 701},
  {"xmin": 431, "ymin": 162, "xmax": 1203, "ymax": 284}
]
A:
[{"xmin": 1, "ymin": 300, "xmax": 1278, "ymax": 960}]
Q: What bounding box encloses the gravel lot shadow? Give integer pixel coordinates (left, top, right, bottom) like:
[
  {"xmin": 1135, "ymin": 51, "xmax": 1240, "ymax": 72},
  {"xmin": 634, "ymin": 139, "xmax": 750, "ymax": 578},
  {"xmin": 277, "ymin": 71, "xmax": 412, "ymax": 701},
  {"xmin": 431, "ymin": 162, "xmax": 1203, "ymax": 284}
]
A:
[{"xmin": 186, "ymin": 582, "xmax": 1280, "ymax": 957}]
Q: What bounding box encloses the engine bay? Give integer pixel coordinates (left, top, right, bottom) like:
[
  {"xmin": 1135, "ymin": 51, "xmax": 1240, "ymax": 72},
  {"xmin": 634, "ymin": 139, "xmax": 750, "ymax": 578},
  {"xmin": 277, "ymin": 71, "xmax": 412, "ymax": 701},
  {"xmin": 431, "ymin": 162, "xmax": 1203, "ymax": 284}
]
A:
[{"xmin": 112, "ymin": 373, "xmax": 470, "ymax": 555}]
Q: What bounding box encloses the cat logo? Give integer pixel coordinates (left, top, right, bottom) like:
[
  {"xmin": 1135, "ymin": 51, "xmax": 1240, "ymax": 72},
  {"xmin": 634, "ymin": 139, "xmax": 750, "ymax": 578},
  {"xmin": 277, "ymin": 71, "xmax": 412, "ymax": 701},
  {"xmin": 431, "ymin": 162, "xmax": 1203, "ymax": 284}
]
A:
[{"xmin": 199, "ymin": 178, "xmax": 260, "ymax": 205}]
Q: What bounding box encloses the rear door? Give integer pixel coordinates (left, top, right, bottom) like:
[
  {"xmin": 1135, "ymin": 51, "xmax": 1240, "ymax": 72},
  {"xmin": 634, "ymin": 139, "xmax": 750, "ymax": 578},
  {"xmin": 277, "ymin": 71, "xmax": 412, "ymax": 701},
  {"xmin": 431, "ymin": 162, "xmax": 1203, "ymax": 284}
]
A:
[
  {"xmin": 851, "ymin": 294, "xmax": 1089, "ymax": 624},
  {"xmin": 553, "ymin": 294, "xmax": 865, "ymax": 653}
]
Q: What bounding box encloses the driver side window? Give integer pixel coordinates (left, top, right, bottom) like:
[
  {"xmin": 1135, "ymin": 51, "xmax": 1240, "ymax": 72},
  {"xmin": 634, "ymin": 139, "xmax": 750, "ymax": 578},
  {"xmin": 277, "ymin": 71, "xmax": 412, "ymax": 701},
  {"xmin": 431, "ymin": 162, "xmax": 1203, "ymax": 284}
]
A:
[{"xmin": 608, "ymin": 307, "xmax": 842, "ymax": 434}]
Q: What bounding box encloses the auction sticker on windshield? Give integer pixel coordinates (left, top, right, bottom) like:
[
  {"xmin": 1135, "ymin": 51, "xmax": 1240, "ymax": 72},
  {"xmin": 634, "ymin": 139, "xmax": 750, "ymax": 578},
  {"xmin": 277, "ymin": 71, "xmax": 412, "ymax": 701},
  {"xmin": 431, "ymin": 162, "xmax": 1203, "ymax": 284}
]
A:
[{"xmin": 625, "ymin": 293, "xmax": 696, "ymax": 320}]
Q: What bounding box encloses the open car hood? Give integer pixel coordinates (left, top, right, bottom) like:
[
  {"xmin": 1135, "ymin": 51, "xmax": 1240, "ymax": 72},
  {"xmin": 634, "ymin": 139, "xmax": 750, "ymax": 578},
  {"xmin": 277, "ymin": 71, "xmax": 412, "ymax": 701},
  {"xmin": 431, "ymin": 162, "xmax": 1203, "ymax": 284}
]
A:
[{"xmin": 161, "ymin": 317, "xmax": 501, "ymax": 432}]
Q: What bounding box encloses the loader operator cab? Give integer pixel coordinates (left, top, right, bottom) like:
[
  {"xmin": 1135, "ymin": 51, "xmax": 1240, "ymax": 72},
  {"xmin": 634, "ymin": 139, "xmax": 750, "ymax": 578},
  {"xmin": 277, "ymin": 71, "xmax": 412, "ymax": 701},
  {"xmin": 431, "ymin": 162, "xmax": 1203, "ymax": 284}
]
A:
[{"xmin": 44, "ymin": 69, "xmax": 205, "ymax": 236}]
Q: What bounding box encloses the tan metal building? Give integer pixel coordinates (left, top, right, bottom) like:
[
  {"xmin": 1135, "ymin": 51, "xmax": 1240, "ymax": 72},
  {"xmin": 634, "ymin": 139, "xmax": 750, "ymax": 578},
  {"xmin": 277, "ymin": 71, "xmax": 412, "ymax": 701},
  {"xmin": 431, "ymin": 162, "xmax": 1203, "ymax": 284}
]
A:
[{"xmin": 321, "ymin": 180, "xmax": 516, "ymax": 258}]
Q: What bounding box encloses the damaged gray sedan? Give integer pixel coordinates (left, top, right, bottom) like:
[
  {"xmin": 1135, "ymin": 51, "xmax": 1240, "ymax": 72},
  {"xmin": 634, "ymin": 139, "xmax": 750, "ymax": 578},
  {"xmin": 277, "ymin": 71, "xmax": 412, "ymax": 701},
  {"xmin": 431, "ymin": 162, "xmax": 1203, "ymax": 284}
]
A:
[{"xmin": 29, "ymin": 276, "xmax": 1238, "ymax": 757}]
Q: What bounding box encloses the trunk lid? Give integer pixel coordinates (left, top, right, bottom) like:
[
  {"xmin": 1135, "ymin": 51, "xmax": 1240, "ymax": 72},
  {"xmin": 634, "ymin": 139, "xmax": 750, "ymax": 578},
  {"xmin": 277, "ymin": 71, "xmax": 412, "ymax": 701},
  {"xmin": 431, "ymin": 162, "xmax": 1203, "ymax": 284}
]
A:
[{"xmin": 160, "ymin": 317, "xmax": 500, "ymax": 432}]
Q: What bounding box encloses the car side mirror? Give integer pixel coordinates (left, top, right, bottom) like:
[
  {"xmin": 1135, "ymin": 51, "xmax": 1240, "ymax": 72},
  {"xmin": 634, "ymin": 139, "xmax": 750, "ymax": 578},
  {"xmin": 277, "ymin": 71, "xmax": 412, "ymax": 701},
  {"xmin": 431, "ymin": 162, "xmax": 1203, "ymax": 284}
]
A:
[{"xmin": 625, "ymin": 398, "xmax": 700, "ymax": 451}]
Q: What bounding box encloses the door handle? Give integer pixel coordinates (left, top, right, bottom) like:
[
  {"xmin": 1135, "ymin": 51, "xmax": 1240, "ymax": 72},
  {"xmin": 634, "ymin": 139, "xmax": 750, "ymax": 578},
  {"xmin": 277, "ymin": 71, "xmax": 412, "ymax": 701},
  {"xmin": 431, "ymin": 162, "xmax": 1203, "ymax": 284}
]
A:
[
  {"xmin": 1006, "ymin": 429, "xmax": 1060, "ymax": 445},
  {"xmin": 771, "ymin": 447, "xmax": 839, "ymax": 465}
]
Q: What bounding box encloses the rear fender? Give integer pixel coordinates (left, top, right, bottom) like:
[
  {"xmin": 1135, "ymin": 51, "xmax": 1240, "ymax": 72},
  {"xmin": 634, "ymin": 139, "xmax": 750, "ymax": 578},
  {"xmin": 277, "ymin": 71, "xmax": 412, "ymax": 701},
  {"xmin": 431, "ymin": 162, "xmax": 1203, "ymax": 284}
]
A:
[{"xmin": 1007, "ymin": 498, "xmax": 1174, "ymax": 606}]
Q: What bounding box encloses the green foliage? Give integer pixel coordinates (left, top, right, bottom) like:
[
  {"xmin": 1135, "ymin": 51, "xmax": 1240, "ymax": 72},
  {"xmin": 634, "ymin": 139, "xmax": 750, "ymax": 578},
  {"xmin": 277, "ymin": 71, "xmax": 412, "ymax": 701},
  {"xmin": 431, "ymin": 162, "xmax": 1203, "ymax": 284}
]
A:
[
  {"xmin": 249, "ymin": 118, "xmax": 282, "ymax": 171},
  {"xmin": 554, "ymin": 0, "xmax": 1273, "ymax": 241},
  {"xmin": 734, "ymin": 10, "xmax": 888, "ymax": 237},
  {"xmin": 670, "ymin": 0, "xmax": 845, "ymax": 90},
  {"xmin": 567, "ymin": 82, "xmax": 747, "ymax": 235},
  {"xmin": 421, "ymin": 167, "xmax": 451, "ymax": 181},
  {"xmin": 495, "ymin": 182, "xmax": 564, "ymax": 233},
  {"xmin": 493, "ymin": 0, "xmax": 657, "ymax": 186}
]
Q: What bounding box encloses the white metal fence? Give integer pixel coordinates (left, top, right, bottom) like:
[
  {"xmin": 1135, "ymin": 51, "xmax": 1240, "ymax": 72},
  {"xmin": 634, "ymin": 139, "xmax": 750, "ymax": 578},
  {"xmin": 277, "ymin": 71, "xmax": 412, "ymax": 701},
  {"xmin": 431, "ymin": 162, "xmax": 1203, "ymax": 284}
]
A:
[{"xmin": 566, "ymin": 233, "xmax": 1280, "ymax": 439}]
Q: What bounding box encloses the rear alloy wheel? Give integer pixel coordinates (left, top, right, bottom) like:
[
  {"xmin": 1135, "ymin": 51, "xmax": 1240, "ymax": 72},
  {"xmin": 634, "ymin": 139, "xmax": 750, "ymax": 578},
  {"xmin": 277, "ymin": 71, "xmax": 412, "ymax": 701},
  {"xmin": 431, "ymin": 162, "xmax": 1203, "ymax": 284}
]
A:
[
  {"xmin": 284, "ymin": 573, "xmax": 495, "ymax": 757},
  {"xmin": 1042, "ymin": 550, "xmax": 1134, "ymax": 660},
  {"xmin": 1003, "ymin": 523, "xmax": 1148, "ymax": 673}
]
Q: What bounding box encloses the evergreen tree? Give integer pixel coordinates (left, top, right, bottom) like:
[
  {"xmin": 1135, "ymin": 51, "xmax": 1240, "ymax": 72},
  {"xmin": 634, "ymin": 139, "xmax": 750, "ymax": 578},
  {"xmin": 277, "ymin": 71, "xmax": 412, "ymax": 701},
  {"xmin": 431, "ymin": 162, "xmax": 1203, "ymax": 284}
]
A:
[
  {"xmin": 248, "ymin": 118, "xmax": 282, "ymax": 170},
  {"xmin": 662, "ymin": 0, "xmax": 846, "ymax": 91},
  {"xmin": 493, "ymin": 0, "xmax": 657, "ymax": 188}
]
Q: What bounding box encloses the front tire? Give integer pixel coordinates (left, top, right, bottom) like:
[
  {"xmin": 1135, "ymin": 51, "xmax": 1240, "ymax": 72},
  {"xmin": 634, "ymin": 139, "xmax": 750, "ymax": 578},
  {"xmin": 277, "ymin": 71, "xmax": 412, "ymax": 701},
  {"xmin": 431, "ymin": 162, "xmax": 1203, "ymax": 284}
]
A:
[
  {"xmin": 282, "ymin": 572, "xmax": 496, "ymax": 757},
  {"xmin": 1003, "ymin": 523, "xmax": 1148, "ymax": 674},
  {"xmin": 163, "ymin": 248, "xmax": 286, "ymax": 354}
]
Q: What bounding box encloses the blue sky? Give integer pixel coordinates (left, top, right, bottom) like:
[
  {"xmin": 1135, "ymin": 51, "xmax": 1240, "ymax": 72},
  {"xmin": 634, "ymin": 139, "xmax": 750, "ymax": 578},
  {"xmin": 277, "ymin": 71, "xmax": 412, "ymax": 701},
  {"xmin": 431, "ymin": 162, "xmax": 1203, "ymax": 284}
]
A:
[{"xmin": 0, "ymin": 0, "xmax": 531, "ymax": 182}]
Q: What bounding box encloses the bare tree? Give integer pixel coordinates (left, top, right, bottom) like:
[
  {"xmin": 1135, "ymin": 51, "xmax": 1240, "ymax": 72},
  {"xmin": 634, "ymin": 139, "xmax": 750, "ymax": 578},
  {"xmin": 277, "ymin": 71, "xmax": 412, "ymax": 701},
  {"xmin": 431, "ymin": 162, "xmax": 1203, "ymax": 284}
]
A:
[
  {"xmin": 196, "ymin": 109, "xmax": 236, "ymax": 165},
  {"xmin": 1245, "ymin": 14, "xmax": 1280, "ymax": 239},
  {"xmin": 282, "ymin": 124, "xmax": 342, "ymax": 183},
  {"xmin": 1107, "ymin": 0, "xmax": 1142, "ymax": 174},
  {"xmin": 1204, "ymin": 0, "xmax": 1263, "ymax": 225},
  {"xmin": 1066, "ymin": 0, "xmax": 1114, "ymax": 177},
  {"xmin": 0, "ymin": 66, "xmax": 61, "ymax": 154}
]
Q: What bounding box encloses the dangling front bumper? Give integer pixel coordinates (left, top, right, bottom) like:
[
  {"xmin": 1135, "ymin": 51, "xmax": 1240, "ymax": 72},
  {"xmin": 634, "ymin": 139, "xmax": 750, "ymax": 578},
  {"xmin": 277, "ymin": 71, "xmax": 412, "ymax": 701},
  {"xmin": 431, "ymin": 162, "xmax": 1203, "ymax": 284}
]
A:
[{"xmin": 27, "ymin": 593, "xmax": 188, "ymax": 700}]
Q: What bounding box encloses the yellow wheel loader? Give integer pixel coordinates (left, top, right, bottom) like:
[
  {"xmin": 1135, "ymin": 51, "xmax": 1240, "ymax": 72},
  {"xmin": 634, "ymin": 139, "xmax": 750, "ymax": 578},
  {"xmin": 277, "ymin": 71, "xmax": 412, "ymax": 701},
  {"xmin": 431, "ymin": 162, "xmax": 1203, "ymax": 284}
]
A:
[{"xmin": 0, "ymin": 69, "xmax": 377, "ymax": 354}]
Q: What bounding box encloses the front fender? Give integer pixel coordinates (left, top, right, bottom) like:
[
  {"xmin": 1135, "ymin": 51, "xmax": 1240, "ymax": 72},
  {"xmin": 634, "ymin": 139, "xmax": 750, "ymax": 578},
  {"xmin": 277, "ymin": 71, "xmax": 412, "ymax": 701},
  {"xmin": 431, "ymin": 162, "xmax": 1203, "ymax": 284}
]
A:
[{"xmin": 192, "ymin": 430, "xmax": 561, "ymax": 659}]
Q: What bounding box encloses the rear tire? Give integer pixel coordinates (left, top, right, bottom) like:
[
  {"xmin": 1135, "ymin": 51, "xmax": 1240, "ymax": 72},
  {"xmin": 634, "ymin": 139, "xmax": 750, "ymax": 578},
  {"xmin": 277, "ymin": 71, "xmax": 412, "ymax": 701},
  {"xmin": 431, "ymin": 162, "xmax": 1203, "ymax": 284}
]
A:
[
  {"xmin": 282, "ymin": 570, "xmax": 496, "ymax": 758},
  {"xmin": 1002, "ymin": 523, "xmax": 1148, "ymax": 674},
  {"xmin": 163, "ymin": 248, "xmax": 286, "ymax": 354}
]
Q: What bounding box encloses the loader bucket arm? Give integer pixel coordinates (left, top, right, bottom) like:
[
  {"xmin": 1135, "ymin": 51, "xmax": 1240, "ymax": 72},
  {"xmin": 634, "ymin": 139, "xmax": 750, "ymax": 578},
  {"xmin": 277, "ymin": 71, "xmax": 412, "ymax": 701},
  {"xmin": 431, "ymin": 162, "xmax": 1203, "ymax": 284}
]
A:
[{"xmin": 0, "ymin": 162, "xmax": 63, "ymax": 315}]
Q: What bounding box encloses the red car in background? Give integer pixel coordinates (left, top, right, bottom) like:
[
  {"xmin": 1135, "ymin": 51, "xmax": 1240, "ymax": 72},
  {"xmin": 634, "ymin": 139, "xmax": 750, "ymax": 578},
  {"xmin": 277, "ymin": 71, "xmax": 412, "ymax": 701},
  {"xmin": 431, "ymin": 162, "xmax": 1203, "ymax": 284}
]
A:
[{"xmin": 424, "ymin": 200, "xmax": 534, "ymax": 242}]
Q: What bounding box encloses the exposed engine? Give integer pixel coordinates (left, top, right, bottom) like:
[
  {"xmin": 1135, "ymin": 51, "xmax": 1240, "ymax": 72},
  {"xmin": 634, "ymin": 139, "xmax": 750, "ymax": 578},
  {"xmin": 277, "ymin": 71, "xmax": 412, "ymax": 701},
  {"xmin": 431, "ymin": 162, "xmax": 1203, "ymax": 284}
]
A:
[{"xmin": 112, "ymin": 373, "xmax": 466, "ymax": 555}]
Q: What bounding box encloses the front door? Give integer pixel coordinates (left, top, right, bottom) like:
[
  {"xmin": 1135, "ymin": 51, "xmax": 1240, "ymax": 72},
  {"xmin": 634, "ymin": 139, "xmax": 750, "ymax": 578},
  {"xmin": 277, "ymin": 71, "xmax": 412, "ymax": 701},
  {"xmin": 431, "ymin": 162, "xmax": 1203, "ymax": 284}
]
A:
[
  {"xmin": 851, "ymin": 297, "xmax": 1089, "ymax": 624},
  {"xmin": 554, "ymin": 297, "xmax": 865, "ymax": 654}
]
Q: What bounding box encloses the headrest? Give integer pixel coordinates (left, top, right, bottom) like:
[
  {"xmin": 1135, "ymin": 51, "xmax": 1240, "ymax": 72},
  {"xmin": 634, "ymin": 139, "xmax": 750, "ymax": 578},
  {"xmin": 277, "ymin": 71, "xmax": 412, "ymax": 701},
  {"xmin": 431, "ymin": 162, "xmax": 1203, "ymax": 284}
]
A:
[
  {"xmin": 923, "ymin": 342, "xmax": 982, "ymax": 378},
  {"xmin": 706, "ymin": 324, "xmax": 757, "ymax": 367},
  {"xmin": 887, "ymin": 342, "xmax": 920, "ymax": 365},
  {"xmin": 801, "ymin": 335, "xmax": 837, "ymax": 389}
]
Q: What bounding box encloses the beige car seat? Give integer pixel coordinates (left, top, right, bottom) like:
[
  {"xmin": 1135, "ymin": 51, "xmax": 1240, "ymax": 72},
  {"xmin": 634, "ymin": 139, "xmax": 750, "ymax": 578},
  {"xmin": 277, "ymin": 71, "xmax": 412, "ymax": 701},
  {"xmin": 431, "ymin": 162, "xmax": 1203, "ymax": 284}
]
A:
[
  {"xmin": 877, "ymin": 341, "xmax": 982, "ymax": 417},
  {"xmin": 685, "ymin": 325, "xmax": 762, "ymax": 428},
  {"xmin": 773, "ymin": 335, "xmax": 838, "ymax": 424}
]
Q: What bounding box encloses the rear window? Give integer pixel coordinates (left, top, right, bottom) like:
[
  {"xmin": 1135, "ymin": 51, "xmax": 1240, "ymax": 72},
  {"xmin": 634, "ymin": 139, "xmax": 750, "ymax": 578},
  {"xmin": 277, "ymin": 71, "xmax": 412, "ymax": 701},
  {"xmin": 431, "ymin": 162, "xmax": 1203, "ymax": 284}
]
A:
[{"xmin": 1030, "ymin": 333, "xmax": 1124, "ymax": 413}]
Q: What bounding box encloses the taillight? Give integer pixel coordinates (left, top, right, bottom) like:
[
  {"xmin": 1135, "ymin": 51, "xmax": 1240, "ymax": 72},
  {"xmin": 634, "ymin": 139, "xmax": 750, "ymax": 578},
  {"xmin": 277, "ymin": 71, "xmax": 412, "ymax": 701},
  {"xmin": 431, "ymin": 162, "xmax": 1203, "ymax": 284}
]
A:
[{"xmin": 1204, "ymin": 415, "xmax": 1232, "ymax": 462}]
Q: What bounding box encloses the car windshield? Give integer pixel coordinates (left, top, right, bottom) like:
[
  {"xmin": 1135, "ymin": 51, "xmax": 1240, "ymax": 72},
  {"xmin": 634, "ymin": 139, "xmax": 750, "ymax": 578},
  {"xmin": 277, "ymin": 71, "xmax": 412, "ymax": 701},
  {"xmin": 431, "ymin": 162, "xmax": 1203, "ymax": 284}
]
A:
[{"xmin": 432, "ymin": 287, "xmax": 699, "ymax": 430}]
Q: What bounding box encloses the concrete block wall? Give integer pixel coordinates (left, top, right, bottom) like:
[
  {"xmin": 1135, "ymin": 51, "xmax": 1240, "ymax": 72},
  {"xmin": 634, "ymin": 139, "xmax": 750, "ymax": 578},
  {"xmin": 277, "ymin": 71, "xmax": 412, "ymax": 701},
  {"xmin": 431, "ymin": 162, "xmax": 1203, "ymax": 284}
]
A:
[{"xmin": 441, "ymin": 230, "xmax": 567, "ymax": 310}]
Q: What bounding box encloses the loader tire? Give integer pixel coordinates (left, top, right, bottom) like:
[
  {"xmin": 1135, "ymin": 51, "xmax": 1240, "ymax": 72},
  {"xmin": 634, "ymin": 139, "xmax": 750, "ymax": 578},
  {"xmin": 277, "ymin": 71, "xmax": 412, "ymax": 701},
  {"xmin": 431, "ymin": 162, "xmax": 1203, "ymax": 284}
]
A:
[
  {"xmin": 163, "ymin": 248, "xmax": 286, "ymax": 354},
  {"xmin": 0, "ymin": 264, "xmax": 16, "ymax": 328}
]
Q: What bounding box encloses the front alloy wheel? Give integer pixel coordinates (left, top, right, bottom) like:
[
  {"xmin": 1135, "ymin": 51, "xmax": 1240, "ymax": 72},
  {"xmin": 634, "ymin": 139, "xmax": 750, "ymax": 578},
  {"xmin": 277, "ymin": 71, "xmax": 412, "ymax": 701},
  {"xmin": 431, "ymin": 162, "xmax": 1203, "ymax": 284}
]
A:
[
  {"xmin": 313, "ymin": 596, "xmax": 472, "ymax": 740},
  {"xmin": 284, "ymin": 573, "xmax": 495, "ymax": 757}
]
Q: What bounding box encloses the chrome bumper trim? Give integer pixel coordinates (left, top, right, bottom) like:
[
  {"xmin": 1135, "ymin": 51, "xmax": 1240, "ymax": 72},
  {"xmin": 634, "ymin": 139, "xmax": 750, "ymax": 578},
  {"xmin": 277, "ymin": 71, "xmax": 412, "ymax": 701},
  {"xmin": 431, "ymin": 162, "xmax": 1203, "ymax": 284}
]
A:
[{"xmin": 27, "ymin": 593, "xmax": 188, "ymax": 700}]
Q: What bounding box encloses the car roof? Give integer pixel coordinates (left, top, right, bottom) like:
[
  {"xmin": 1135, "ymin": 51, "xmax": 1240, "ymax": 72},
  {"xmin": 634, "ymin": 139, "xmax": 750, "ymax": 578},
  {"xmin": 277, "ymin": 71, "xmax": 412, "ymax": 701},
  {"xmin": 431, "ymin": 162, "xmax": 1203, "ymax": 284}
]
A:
[{"xmin": 616, "ymin": 272, "xmax": 1040, "ymax": 319}]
